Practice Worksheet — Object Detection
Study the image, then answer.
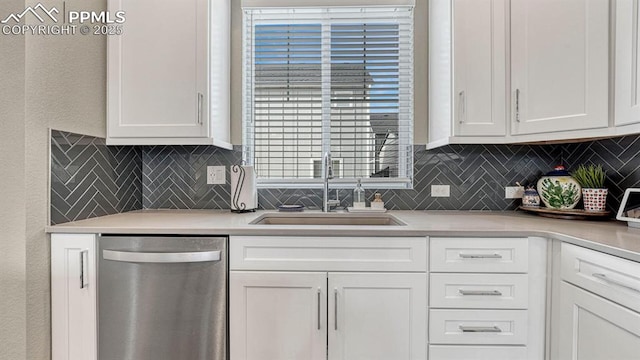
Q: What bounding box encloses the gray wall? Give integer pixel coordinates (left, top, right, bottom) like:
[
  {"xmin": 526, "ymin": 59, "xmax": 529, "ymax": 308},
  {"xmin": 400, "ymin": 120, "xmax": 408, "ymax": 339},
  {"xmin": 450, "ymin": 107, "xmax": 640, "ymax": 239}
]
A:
[
  {"xmin": 1, "ymin": 0, "xmax": 107, "ymax": 358},
  {"xmin": 0, "ymin": 0, "xmax": 27, "ymax": 358}
]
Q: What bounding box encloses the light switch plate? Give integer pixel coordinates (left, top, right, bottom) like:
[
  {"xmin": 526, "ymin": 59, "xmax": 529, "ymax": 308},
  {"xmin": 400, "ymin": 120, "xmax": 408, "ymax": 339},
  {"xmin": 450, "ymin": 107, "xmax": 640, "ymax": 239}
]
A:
[
  {"xmin": 431, "ymin": 185, "xmax": 450, "ymax": 198},
  {"xmin": 207, "ymin": 166, "xmax": 226, "ymax": 185}
]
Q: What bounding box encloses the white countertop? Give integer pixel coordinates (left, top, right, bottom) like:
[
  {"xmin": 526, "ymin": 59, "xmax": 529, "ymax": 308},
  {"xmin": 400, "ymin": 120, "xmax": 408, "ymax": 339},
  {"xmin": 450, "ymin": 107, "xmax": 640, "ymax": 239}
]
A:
[{"xmin": 47, "ymin": 209, "xmax": 640, "ymax": 262}]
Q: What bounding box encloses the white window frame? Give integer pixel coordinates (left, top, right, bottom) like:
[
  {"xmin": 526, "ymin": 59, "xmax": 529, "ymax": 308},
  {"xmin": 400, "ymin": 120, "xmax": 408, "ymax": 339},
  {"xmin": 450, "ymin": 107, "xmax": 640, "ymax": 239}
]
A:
[{"xmin": 242, "ymin": 6, "xmax": 414, "ymax": 189}]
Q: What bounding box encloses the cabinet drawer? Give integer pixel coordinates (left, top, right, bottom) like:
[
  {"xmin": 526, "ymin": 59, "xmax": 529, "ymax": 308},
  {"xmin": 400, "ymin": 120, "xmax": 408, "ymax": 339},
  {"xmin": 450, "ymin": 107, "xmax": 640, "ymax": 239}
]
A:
[
  {"xmin": 429, "ymin": 345, "xmax": 528, "ymax": 360},
  {"xmin": 430, "ymin": 238, "xmax": 529, "ymax": 273},
  {"xmin": 430, "ymin": 273, "xmax": 529, "ymax": 309},
  {"xmin": 229, "ymin": 236, "xmax": 427, "ymax": 272},
  {"xmin": 429, "ymin": 309, "xmax": 528, "ymax": 345},
  {"xmin": 561, "ymin": 243, "xmax": 640, "ymax": 313}
]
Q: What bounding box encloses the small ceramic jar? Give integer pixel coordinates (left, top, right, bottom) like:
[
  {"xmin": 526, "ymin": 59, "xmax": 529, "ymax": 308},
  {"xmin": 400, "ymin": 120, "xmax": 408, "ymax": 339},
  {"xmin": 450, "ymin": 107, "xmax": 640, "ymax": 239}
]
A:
[{"xmin": 522, "ymin": 186, "xmax": 541, "ymax": 207}]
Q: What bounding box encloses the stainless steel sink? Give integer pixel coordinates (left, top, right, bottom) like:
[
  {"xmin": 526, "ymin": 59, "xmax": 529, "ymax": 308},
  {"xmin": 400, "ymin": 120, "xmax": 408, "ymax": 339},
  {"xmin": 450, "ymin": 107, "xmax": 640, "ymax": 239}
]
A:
[{"xmin": 250, "ymin": 213, "xmax": 406, "ymax": 226}]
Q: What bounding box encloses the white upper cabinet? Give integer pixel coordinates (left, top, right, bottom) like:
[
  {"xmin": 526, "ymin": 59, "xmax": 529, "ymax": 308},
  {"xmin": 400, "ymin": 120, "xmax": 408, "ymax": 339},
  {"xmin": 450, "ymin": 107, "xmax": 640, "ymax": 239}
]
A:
[
  {"xmin": 107, "ymin": 0, "xmax": 231, "ymax": 148},
  {"xmin": 428, "ymin": 0, "xmax": 627, "ymax": 148},
  {"xmin": 428, "ymin": 0, "xmax": 507, "ymax": 148},
  {"xmin": 510, "ymin": 0, "xmax": 609, "ymax": 135},
  {"xmin": 453, "ymin": 0, "xmax": 507, "ymax": 137},
  {"xmin": 615, "ymin": 0, "xmax": 640, "ymax": 127}
]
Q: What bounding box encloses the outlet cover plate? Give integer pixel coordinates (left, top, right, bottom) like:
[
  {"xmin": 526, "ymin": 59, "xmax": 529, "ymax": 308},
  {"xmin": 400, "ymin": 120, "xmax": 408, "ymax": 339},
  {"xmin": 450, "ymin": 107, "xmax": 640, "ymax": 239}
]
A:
[
  {"xmin": 431, "ymin": 185, "xmax": 450, "ymax": 198},
  {"xmin": 505, "ymin": 186, "xmax": 525, "ymax": 199},
  {"xmin": 207, "ymin": 166, "xmax": 226, "ymax": 185}
]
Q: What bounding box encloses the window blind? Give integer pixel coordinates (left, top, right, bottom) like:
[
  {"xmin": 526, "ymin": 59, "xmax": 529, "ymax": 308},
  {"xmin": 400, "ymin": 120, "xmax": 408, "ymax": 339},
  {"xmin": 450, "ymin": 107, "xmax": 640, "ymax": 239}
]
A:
[{"xmin": 243, "ymin": 7, "xmax": 414, "ymax": 188}]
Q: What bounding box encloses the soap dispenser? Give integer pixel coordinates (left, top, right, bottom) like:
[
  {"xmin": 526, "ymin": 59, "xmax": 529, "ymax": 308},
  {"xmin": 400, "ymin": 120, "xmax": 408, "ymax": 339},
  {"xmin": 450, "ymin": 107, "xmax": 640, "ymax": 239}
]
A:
[{"xmin": 353, "ymin": 178, "xmax": 366, "ymax": 208}]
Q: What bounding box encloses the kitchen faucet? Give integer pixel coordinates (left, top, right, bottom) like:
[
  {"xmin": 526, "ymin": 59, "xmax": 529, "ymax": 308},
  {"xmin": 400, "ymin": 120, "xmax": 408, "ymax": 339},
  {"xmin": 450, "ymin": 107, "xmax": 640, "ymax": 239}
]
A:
[{"xmin": 323, "ymin": 152, "xmax": 341, "ymax": 212}]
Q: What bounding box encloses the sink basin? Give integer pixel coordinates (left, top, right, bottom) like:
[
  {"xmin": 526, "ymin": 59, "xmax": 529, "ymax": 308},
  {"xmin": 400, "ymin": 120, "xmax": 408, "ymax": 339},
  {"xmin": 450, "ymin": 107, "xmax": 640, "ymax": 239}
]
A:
[{"xmin": 250, "ymin": 213, "xmax": 406, "ymax": 226}]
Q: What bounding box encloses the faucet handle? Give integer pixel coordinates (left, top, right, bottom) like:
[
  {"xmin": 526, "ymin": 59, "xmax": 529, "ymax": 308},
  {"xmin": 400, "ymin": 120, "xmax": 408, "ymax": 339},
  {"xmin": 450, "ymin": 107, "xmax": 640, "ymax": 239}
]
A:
[{"xmin": 326, "ymin": 199, "xmax": 341, "ymax": 209}]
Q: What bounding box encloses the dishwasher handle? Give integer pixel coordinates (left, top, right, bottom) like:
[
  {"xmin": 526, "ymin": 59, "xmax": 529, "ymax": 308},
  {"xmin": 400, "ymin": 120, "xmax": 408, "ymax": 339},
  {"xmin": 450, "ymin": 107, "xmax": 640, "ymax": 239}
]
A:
[{"xmin": 103, "ymin": 249, "xmax": 221, "ymax": 263}]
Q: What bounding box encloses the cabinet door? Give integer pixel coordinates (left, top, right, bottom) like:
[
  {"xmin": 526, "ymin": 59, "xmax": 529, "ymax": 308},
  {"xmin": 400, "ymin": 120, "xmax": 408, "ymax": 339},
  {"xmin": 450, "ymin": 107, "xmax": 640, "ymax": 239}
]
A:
[
  {"xmin": 511, "ymin": 0, "xmax": 609, "ymax": 135},
  {"xmin": 453, "ymin": 0, "xmax": 507, "ymax": 137},
  {"xmin": 107, "ymin": 0, "xmax": 209, "ymax": 139},
  {"xmin": 615, "ymin": 0, "xmax": 640, "ymax": 126},
  {"xmin": 558, "ymin": 282, "xmax": 640, "ymax": 360},
  {"xmin": 328, "ymin": 273, "xmax": 427, "ymax": 360},
  {"xmin": 230, "ymin": 271, "xmax": 327, "ymax": 360},
  {"xmin": 51, "ymin": 234, "xmax": 97, "ymax": 360}
]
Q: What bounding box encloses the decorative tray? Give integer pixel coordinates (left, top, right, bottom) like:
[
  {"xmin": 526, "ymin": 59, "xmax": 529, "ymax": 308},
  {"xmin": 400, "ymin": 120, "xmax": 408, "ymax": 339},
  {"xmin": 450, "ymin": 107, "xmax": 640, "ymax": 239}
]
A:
[{"xmin": 518, "ymin": 206, "xmax": 611, "ymax": 220}]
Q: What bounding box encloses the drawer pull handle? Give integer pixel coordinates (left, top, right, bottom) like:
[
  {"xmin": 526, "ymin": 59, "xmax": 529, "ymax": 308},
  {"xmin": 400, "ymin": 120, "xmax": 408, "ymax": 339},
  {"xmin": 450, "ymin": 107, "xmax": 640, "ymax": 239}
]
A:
[
  {"xmin": 459, "ymin": 289, "xmax": 502, "ymax": 296},
  {"xmin": 592, "ymin": 273, "xmax": 640, "ymax": 293},
  {"xmin": 459, "ymin": 253, "xmax": 502, "ymax": 259},
  {"xmin": 459, "ymin": 325, "xmax": 502, "ymax": 333}
]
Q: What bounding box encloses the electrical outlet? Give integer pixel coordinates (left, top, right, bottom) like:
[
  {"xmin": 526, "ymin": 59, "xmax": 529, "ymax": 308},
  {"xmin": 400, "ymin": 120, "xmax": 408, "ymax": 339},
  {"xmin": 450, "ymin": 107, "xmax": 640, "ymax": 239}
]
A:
[
  {"xmin": 207, "ymin": 166, "xmax": 226, "ymax": 185},
  {"xmin": 505, "ymin": 186, "xmax": 525, "ymax": 199},
  {"xmin": 431, "ymin": 185, "xmax": 450, "ymax": 198}
]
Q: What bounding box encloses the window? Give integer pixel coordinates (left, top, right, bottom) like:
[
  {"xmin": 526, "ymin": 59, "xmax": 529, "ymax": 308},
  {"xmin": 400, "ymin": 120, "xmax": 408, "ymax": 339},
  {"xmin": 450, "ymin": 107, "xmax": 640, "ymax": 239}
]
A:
[{"xmin": 243, "ymin": 6, "xmax": 414, "ymax": 188}]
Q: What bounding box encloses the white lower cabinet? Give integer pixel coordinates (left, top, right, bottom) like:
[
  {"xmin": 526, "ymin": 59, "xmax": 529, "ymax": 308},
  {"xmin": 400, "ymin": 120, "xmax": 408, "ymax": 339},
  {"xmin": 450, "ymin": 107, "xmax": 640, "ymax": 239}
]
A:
[
  {"xmin": 428, "ymin": 237, "xmax": 547, "ymax": 360},
  {"xmin": 552, "ymin": 243, "xmax": 640, "ymax": 360},
  {"xmin": 430, "ymin": 273, "xmax": 529, "ymax": 309},
  {"xmin": 229, "ymin": 235, "xmax": 428, "ymax": 360},
  {"xmin": 51, "ymin": 234, "xmax": 97, "ymax": 360},
  {"xmin": 558, "ymin": 281, "xmax": 640, "ymax": 360},
  {"xmin": 230, "ymin": 271, "xmax": 427, "ymax": 360},
  {"xmin": 328, "ymin": 273, "xmax": 427, "ymax": 360},
  {"xmin": 229, "ymin": 272, "xmax": 327, "ymax": 360},
  {"xmin": 429, "ymin": 309, "xmax": 528, "ymax": 345}
]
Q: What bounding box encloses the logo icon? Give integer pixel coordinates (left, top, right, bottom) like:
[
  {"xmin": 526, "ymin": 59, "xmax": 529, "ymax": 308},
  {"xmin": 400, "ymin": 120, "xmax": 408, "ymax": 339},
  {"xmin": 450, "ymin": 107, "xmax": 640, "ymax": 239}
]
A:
[{"xmin": 1, "ymin": 3, "xmax": 59, "ymax": 24}]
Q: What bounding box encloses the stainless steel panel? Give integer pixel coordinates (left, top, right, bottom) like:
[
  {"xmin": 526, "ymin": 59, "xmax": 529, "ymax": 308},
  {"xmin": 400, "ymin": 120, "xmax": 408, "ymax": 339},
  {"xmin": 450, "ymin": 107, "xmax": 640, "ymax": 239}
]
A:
[{"xmin": 98, "ymin": 236, "xmax": 227, "ymax": 360}]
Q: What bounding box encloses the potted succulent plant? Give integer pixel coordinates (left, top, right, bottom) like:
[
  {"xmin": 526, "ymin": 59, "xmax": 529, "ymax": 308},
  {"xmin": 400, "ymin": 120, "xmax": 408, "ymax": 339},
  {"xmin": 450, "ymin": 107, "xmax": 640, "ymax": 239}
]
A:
[{"xmin": 571, "ymin": 164, "xmax": 608, "ymax": 212}]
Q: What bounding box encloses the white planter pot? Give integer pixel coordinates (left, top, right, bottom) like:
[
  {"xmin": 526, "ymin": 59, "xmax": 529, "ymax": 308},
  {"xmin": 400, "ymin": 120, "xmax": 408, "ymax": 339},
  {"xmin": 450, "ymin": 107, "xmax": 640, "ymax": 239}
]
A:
[{"xmin": 582, "ymin": 188, "xmax": 608, "ymax": 212}]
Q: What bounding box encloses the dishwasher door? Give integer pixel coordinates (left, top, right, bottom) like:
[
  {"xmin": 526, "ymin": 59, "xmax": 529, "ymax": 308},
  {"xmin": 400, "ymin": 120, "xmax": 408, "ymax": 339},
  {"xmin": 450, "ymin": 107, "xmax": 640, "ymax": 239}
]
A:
[{"xmin": 98, "ymin": 236, "xmax": 227, "ymax": 360}]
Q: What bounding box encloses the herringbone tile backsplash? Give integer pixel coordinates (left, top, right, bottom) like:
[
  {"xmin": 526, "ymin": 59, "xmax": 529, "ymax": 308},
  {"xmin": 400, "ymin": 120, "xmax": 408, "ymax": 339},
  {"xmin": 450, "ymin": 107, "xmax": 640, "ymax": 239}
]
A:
[
  {"xmin": 50, "ymin": 130, "xmax": 640, "ymax": 224},
  {"xmin": 563, "ymin": 136, "xmax": 640, "ymax": 212},
  {"xmin": 141, "ymin": 144, "xmax": 562, "ymax": 211},
  {"xmin": 50, "ymin": 130, "xmax": 142, "ymax": 225}
]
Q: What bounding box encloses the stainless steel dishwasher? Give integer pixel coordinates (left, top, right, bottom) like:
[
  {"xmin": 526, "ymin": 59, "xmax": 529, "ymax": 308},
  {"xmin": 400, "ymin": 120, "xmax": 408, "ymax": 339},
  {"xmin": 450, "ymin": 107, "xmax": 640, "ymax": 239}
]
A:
[{"xmin": 98, "ymin": 235, "xmax": 227, "ymax": 360}]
